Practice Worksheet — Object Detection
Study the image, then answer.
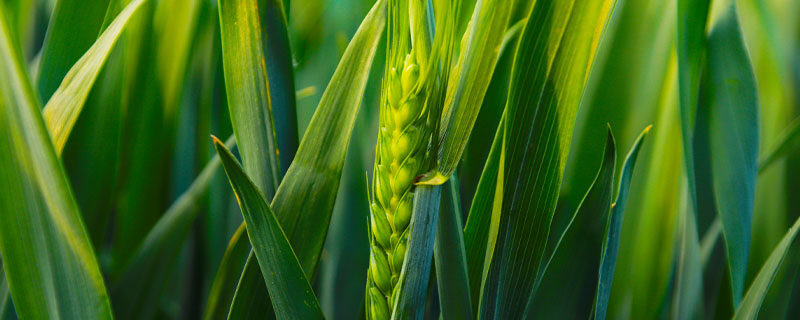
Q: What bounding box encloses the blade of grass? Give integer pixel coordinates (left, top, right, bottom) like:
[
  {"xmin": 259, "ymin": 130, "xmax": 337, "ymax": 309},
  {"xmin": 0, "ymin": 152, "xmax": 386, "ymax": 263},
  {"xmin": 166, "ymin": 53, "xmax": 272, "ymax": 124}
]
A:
[
  {"xmin": 479, "ymin": 0, "xmax": 616, "ymax": 316},
  {"xmin": 42, "ymin": 0, "xmax": 146, "ymax": 154},
  {"xmin": 213, "ymin": 137, "xmax": 323, "ymax": 319},
  {"xmin": 35, "ymin": 0, "xmax": 110, "ymax": 101},
  {"xmin": 758, "ymin": 117, "xmax": 800, "ymax": 172},
  {"xmin": 434, "ymin": 177, "xmax": 472, "ymax": 320},
  {"xmin": 261, "ymin": 0, "xmax": 299, "ymax": 174},
  {"xmin": 0, "ymin": 260, "xmax": 8, "ymax": 318},
  {"xmin": 0, "ymin": 6, "xmax": 113, "ymax": 318},
  {"xmin": 112, "ymin": 135, "xmax": 235, "ymax": 319},
  {"xmin": 699, "ymin": 3, "xmax": 760, "ymax": 305},
  {"xmin": 594, "ymin": 125, "xmax": 650, "ymax": 320},
  {"xmin": 530, "ymin": 128, "xmax": 616, "ymax": 319},
  {"xmin": 204, "ymin": 2, "xmax": 386, "ymax": 317},
  {"xmin": 423, "ymin": 0, "xmax": 512, "ymax": 181},
  {"xmin": 391, "ymin": 185, "xmax": 442, "ymax": 320},
  {"xmin": 463, "ymin": 112, "xmax": 503, "ymax": 312},
  {"xmin": 218, "ymin": 0, "xmax": 280, "ymax": 197},
  {"xmin": 733, "ymin": 214, "xmax": 800, "ymax": 319}
]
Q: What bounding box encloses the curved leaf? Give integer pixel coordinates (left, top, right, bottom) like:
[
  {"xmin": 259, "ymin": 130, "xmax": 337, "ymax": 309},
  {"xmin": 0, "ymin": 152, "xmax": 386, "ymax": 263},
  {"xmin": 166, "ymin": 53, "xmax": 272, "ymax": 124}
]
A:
[
  {"xmin": 204, "ymin": 1, "xmax": 387, "ymax": 317},
  {"xmin": 594, "ymin": 125, "xmax": 650, "ymax": 320},
  {"xmin": 0, "ymin": 8, "xmax": 112, "ymax": 319},
  {"xmin": 733, "ymin": 215, "xmax": 800, "ymax": 319},
  {"xmin": 478, "ymin": 0, "xmax": 616, "ymax": 317},
  {"xmin": 42, "ymin": 0, "xmax": 147, "ymax": 154},
  {"xmin": 214, "ymin": 137, "xmax": 323, "ymax": 319},
  {"xmin": 530, "ymin": 128, "xmax": 616, "ymax": 319},
  {"xmin": 35, "ymin": 0, "xmax": 110, "ymax": 101},
  {"xmin": 700, "ymin": 3, "xmax": 760, "ymax": 305}
]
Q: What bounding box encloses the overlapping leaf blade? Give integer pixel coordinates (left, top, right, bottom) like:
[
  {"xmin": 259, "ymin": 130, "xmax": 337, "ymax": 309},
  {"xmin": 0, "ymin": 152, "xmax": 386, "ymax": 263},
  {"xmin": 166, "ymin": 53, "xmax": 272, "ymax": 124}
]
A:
[
  {"xmin": 478, "ymin": 0, "xmax": 616, "ymax": 317},
  {"xmin": 112, "ymin": 135, "xmax": 235, "ymax": 319},
  {"xmin": 595, "ymin": 126, "xmax": 650, "ymax": 320},
  {"xmin": 42, "ymin": 0, "xmax": 146, "ymax": 154},
  {"xmin": 218, "ymin": 0, "xmax": 280, "ymax": 197},
  {"xmin": 434, "ymin": 178, "xmax": 472, "ymax": 320},
  {"xmin": 0, "ymin": 8, "xmax": 112, "ymax": 319},
  {"xmin": 213, "ymin": 137, "xmax": 323, "ymax": 319},
  {"xmin": 36, "ymin": 0, "xmax": 111, "ymax": 101},
  {"xmin": 530, "ymin": 129, "xmax": 616, "ymax": 319},
  {"xmin": 699, "ymin": 3, "xmax": 760, "ymax": 305},
  {"xmin": 204, "ymin": 1, "xmax": 386, "ymax": 317},
  {"xmin": 733, "ymin": 215, "xmax": 800, "ymax": 319}
]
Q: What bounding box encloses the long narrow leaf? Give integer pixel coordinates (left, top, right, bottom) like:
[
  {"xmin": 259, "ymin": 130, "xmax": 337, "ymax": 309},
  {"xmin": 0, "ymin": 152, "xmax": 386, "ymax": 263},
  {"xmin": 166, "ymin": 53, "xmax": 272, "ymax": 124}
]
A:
[
  {"xmin": 213, "ymin": 137, "xmax": 323, "ymax": 319},
  {"xmin": 700, "ymin": 3, "xmax": 760, "ymax": 305},
  {"xmin": 112, "ymin": 135, "xmax": 236, "ymax": 319},
  {"xmin": 431, "ymin": 0, "xmax": 513, "ymax": 180},
  {"xmin": 594, "ymin": 125, "xmax": 650, "ymax": 320},
  {"xmin": 392, "ymin": 185, "xmax": 442, "ymax": 320},
  {"xmin": 42, "ymin": 0, "xmax": 146, "ymax": 154},
  {"xmin": 218, "ymin": 0, "xmax": 280, "ymax": 196},
  {"xmin": 732, "ymin": 215, "xmax": 800, "ymax": 319},
  {"xmin": 434, "ymin": 178, "xmax": 472, "ymax": 319},
  {"xmin": 35, "ymin": 0, "xmax": 110, "ymax": 101},
  {"xmin": 530, "ymin": 128, "xmax": 616, "ymax": 318},
  {"xmin": 204, "ymin": 2, "xmax": 387, "ymax": 317},
  {"xmin": 479, "ymin": 0, "xmax": 616, "ymax": 317},
  {"xmin": 0, "ymin": 8, "xmax": 112, "ymax": 319}
]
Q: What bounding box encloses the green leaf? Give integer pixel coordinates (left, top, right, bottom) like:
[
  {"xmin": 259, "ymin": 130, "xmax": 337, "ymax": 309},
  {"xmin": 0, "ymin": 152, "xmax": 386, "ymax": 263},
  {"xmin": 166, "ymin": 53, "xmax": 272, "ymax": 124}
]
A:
[
  {"xmin": 676, "ymin": 0, "xmax": 709, "ymax": 209},
  {"xmin": 463, "ymin": 112, "xmax": 503, "ymax": 312},
  {"xmin": 458, "ymin": 20, "xmax": 522, "ymax": 213},
  {"xmin": 0, "ymin": 7, "xmax": 112, "ymax": 319},
  {"xmin": 260, "ymin": 0, "xmax": 299, "ymax": 174},
  {"xmin": 0, "ymin": 260, "xmax": 9, "ymax": 318},
  {"xmin": 391, "ymin": 185, "xmax": 442, "ymax": 320},
  {"xmin": 434, "ymin": 177, "xmax": 472, "ymax": 320},
  {"xmin": 112, "ymin": 135, "xmax": 235, "ymax": 319},
  {"xmin": 204, "ymin": 1, "xmax": 387, "ymax": 317},
  {"xmin": 213, "ymin": 137, "xmax": 323, "ymax": 319},
  {"xmin": 430, "ymin": 0, "xmax": 512, "ymax": 179},
  {"xmin": 42, "ymin": 0, "xmax": 146, "ymax": 154},
  {"xmin": 218, "ymin": 0, "xmax": 280, "ymax": 196},
  {"xmin": 35, "ymin": 0, "xmax": 110, "ymax": 101},
  {"xmin": 478, "ymin": 0, "xmax": 616, "ymax": 317},
  {"xmin": 594, "ymin": 125, "xmax": 650, "ymax": 320},
  {"xmin": 530, "ymin": 128, "xmax": 615, "ymax": 319},
  {"xmin": 758, "ymin": 117, "xmax": 800, "ymax": 173},
  {"xmin": 672, "ymin": 198, "xmax": 704, "ymax": 319},
  {"xmin": 203, "ymin": 224, "xmax": 250, "ymax": 320},
  {"xmin": 733, "ymin": 214, "xmax": 800, "ymax": 319},
  {"xmin": 698, "ymin": 3, "xmax": 760, "ymax": 305}
]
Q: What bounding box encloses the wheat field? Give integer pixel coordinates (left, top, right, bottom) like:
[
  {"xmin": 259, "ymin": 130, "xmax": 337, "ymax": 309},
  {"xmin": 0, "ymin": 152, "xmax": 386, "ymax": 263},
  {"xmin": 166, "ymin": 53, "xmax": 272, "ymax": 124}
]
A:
[{"xmin": 0, "ymin": 0, "xmax": 798, "ymax": 319}]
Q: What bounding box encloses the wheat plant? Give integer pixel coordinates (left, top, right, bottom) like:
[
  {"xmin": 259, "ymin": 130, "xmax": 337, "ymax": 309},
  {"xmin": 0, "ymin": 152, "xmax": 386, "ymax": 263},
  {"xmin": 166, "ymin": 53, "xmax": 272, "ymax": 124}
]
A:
[{"xmin": 0, "ymin": 0, "xmax": 799, "ymax": 319}]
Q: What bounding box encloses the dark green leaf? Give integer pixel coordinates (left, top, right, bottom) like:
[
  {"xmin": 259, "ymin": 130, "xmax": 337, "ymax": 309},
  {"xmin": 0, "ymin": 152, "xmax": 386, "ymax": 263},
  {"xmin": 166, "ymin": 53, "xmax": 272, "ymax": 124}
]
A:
[
  {"xmin": 733, "ymin": 214, "xmax": 800, "ymax": 319},
  {"xmin": 113, "ymin": 135, "xmax": 236, "ymax": 320},
  {"xmin": 35, "ymin": 0, "xmax": 110, "ymax": 101},
  {"xmin": 392, "ymin": 185, "xmax": 442, "ymax": 320},
  {"xmin": 479, "ymin": 0, "xmax": 616, "ymax": 317},
  {"xmin": 204, "ymin": 1, "xmax": 387, "ymax": 317},
  {"xmin": 595, "ymin": 125, "xmax": 650, "ymax": 320},
  {"xmin": 699, "ymin": 3, "xmax": 760, "ymax": 305},
  {"xmin": 434, "ymin": 177, "xmax": 472, "ymax": 320},
  {"xmin": 218, "ymin": 0, "xmax": 280, "ymax": 196},
  {"xmin": 0, "ymin": 9, "xmax": 112, "ymax": 319},
  {"xmin": 214, "ymin": 137, "xmax": 323, "ymax": 319},
  {"xmin": 530, "ymin": 128, "xmax": 615, "ymax": 319}
]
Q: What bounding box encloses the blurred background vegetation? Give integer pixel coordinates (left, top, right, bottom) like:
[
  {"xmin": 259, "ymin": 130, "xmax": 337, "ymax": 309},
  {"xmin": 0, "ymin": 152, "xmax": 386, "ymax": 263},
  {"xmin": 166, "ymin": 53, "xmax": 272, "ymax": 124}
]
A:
[{"xmin": 1, "ymin": 0, "xmax": 798, "ymax": 318}]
